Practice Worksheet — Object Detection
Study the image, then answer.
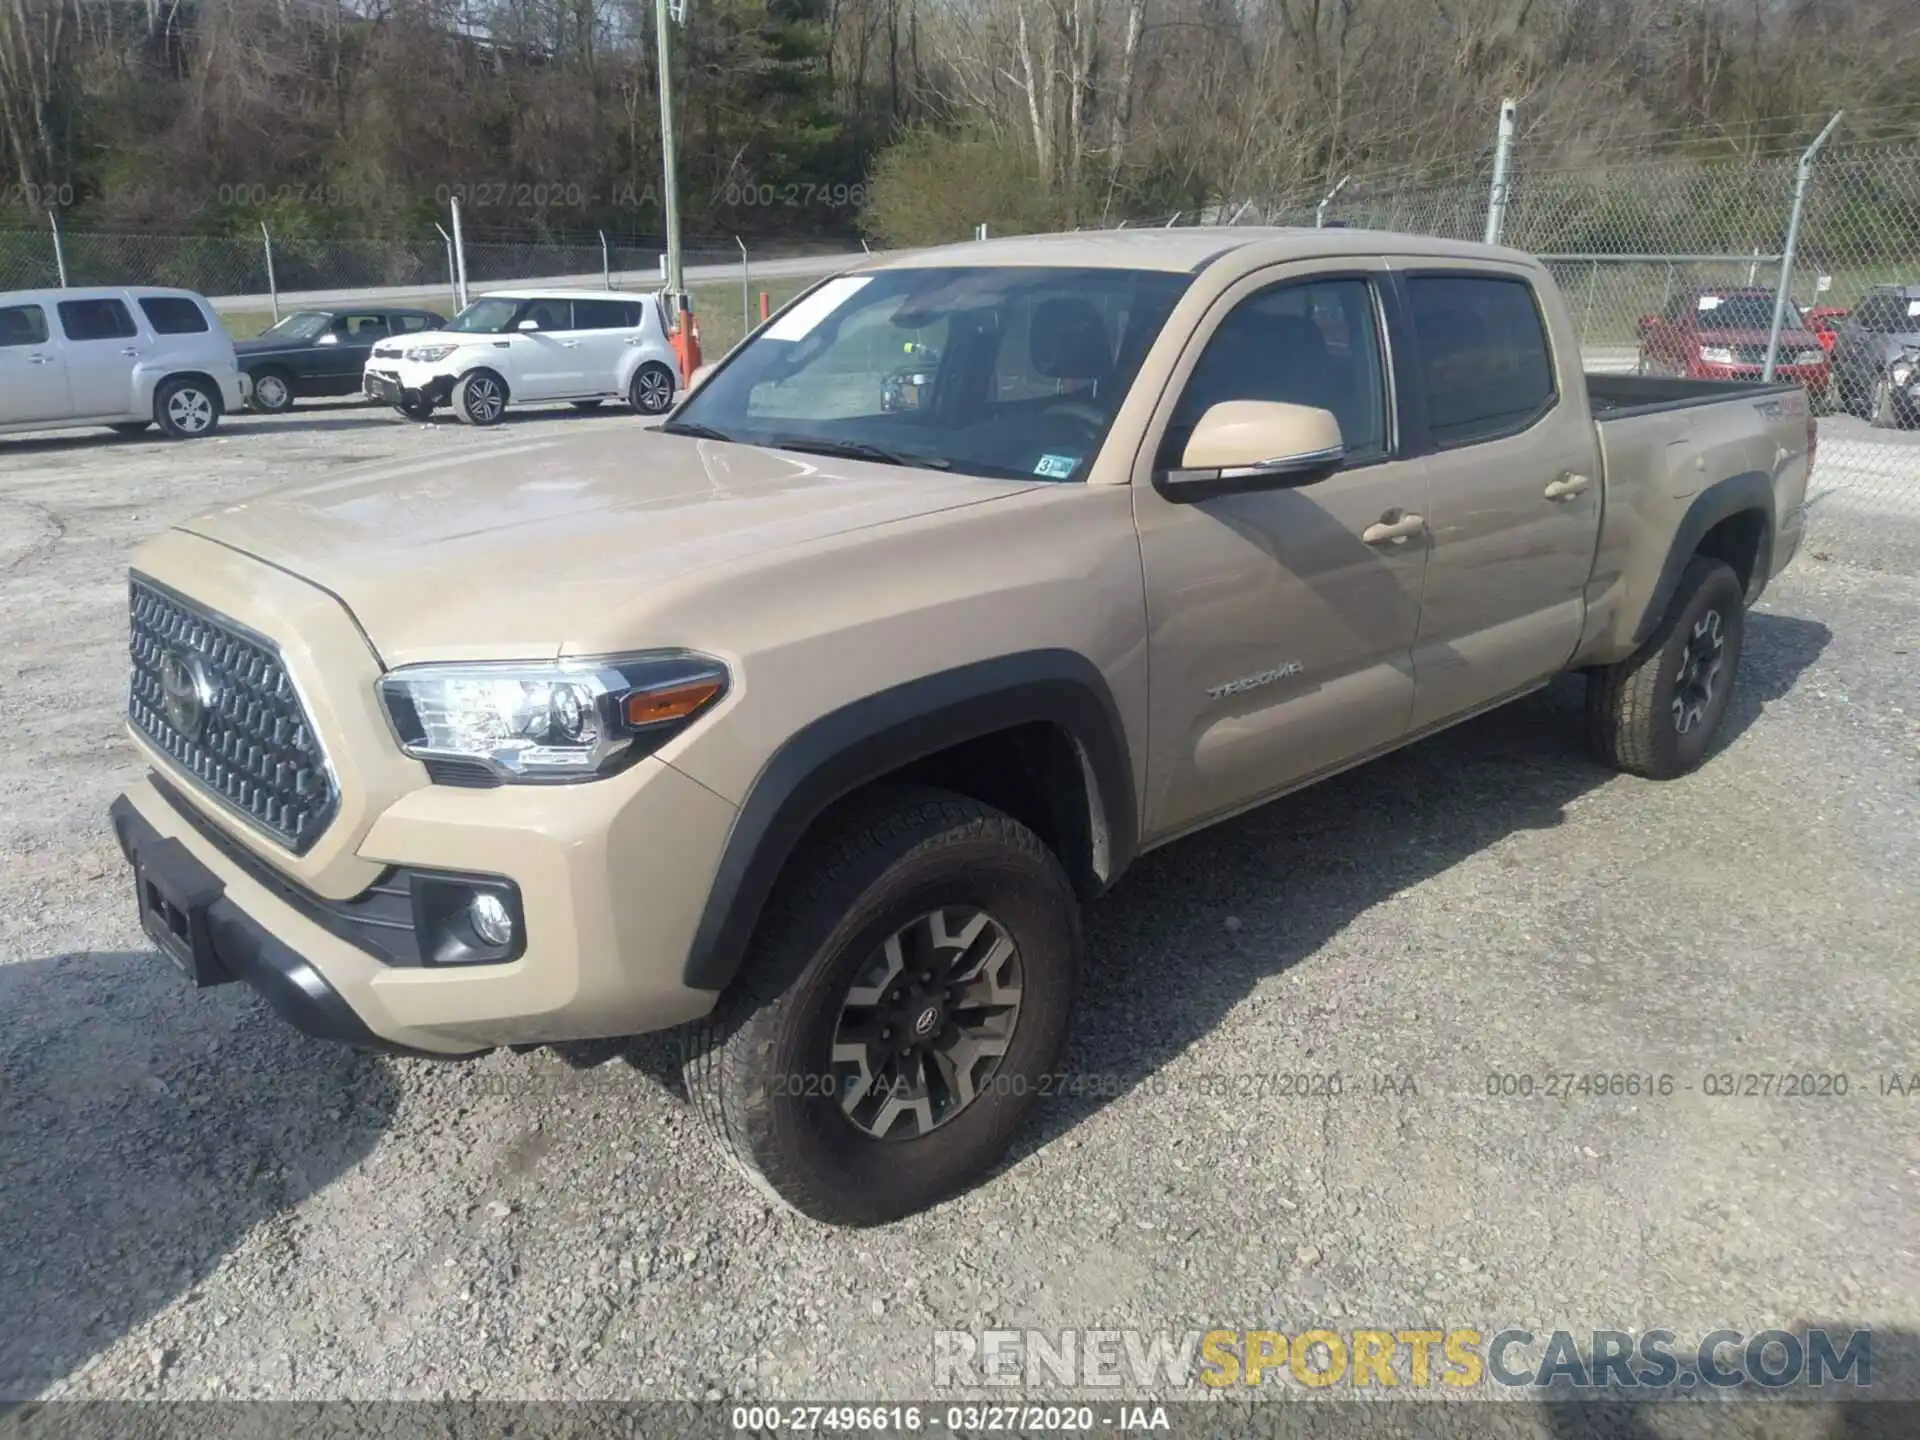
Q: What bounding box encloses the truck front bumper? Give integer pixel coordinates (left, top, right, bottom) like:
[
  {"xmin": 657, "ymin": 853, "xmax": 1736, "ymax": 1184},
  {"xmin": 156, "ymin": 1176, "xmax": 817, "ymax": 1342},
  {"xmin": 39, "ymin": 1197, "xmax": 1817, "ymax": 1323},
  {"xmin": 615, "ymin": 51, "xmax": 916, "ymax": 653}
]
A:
[{"xmin": 109, "ymin": 754, "xmax": 738, "ymax": 1056}]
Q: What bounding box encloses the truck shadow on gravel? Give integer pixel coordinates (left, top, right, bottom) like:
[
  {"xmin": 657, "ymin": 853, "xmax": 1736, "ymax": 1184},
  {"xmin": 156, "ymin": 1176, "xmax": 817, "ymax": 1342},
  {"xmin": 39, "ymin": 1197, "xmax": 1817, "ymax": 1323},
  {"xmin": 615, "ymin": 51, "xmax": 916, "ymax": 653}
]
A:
[
  {"xmin": 0, "ymin": 949, "xmax": 397, "ymax": 1398},
  {"xmin": 1009, "ymin": 609, "xmax": 1832, "ymax": 1162}
]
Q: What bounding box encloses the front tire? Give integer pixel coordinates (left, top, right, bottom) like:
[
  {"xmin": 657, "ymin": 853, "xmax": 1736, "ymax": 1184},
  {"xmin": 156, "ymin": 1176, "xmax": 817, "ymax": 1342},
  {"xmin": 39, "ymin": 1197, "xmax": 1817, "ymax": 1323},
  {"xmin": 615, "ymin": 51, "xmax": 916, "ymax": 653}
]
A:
[
  {"xmin": 1586, "ymin": 557, "xmax": 1746, "ymax": 780},
  {"xmin": 249, "ymin": 368, "xmax": 295, "ymax": 414},
  {"xmin": 153, "ymin": 377, "xmax": 221, "ymax": 439},
  {"xmin": 628, "ymin": 362, "xmax": 676, "ymax": 415},
  {"xmin": 683, "ymin": 789, "xmax": 1082, "ymax": 1226},
  {"xmin": 453, "ymin": 370, "xmax": 508, "ymax": 426}
]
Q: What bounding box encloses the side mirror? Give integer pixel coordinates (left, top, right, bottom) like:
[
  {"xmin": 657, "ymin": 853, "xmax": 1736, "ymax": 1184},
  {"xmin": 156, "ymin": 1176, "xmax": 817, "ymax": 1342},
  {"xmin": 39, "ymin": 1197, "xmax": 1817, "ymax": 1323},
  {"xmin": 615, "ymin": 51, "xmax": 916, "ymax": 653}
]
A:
[
  {"xmin": 317, "ymin": 332, "xmax": 340, "ymax": 346},
  {"xmin": 1159, "ymin": 401, "xmax": 1345, "ymax": 502},
  {"xmin": 517, "ymin": 318, "xmax": 540, "ymax": 332}
]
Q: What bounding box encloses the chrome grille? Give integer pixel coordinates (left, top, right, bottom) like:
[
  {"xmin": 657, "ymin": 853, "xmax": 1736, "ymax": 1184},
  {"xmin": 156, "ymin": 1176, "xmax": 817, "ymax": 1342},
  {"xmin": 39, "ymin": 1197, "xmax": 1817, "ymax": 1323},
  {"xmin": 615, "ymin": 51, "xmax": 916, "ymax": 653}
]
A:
[{"xmin": 127, "ymin": 577, "xmax": 337, "ymax": 853}]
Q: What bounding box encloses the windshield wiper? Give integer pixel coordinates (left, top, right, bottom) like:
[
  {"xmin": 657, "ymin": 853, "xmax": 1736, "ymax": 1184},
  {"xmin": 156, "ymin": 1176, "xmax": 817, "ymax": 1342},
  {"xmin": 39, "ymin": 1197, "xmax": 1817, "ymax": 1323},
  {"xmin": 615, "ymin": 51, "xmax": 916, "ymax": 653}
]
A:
[
  {"xmin": 767, "ymin": 435, "xmax": 951, "ymax": 470},
  {"xmin": 659, "ymin": 421, "xmax": 734, "ymax": 441}
]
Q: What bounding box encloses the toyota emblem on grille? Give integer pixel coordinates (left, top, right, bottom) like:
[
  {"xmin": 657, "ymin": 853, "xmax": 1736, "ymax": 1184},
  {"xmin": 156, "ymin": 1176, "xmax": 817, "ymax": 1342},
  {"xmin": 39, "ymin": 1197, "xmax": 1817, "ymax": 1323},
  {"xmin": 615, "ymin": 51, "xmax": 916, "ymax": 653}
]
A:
[{"xmin": 158, "ymin": 648, "xmax": 216, "ymax": 738}]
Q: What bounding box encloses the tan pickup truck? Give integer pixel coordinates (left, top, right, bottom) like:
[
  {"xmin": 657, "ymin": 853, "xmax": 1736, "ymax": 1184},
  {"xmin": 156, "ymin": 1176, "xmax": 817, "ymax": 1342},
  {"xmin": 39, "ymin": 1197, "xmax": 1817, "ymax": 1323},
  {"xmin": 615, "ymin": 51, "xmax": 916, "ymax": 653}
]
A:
[{"xmin": 110, "ymin": 229, "xmax": 1813, "ymax": 1224}]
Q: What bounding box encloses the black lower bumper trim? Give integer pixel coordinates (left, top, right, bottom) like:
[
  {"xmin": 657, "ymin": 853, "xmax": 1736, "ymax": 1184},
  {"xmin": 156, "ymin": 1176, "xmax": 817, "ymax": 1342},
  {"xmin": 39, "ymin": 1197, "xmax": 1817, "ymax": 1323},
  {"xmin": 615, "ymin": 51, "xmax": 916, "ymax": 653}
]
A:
[{"xmin": 110, "ymin": 795, "xmax": 484, "ymax": 1058}]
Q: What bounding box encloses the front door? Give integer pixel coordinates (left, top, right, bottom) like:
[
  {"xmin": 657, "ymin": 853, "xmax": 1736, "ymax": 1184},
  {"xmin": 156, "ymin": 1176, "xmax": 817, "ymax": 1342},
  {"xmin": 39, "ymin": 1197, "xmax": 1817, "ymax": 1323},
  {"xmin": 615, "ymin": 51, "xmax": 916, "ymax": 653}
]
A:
[
  {"xmin": 1134, "ymin": 265, "xmax": 1429, "ymax": 839},
  {"xmin": 512, "ymin": 298, "xmax": 584, "ymax": 400},
  {"xmin": 0, "ymin": 302, "xmax": 71, "ymax": 424},
  {"xmin": 55, "ymin": 297, "xmax": 143, "ymax": 417},
  {"xmin": 320, "ymin": 313, "xmax": 390, "ymax": 394},
  {"xmin": 1395, "ymin": 264, "xmax": 1603, "ymax": 729}
]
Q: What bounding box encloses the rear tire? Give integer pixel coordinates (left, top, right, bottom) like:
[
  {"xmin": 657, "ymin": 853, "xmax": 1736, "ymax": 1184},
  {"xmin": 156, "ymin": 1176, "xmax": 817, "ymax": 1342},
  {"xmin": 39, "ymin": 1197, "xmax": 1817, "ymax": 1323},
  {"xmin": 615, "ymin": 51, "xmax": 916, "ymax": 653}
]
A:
[
  {"xmin": 1586, "ymin": 557, "xmax": 1745, "ymax": 780},
  {"xmin": 682, "ymin": 789, "xmax": 1082, "ymax": 1226},
  {"xmin": 153, "ymin": 377, "xmax": 222, "ymax": 439},
  {"xmin": 628, "ymin": 362, "xmax": 676, "ymax": 415},
  {"xmin": 453, "ymin": 370, "xmax": 508, "ymax": 426},
  {"xmin": 249, "ymin": 368, "xmax": 295, "ymax": 414}
]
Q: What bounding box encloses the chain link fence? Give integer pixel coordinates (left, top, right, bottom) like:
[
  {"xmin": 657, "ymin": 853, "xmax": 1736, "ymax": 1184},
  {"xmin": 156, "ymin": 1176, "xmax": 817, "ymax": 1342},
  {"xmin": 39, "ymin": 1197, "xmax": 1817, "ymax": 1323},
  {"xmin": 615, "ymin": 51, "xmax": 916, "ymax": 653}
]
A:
[{"xmin": 0, "ymin": 223, "xmax": 831, "ymax": 323}]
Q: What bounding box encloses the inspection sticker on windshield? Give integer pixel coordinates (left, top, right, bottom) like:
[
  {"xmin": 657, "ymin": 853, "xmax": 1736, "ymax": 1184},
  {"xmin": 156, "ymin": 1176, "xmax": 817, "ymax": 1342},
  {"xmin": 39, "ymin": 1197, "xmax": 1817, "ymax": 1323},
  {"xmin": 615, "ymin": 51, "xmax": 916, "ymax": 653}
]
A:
[
  {"xmin": 1034, "ymin": 453, "xmax": 1079, "ymax": 479},
  {"xmin": 765, "ymin": 277, "xmax": 873, "ymax": 341}
]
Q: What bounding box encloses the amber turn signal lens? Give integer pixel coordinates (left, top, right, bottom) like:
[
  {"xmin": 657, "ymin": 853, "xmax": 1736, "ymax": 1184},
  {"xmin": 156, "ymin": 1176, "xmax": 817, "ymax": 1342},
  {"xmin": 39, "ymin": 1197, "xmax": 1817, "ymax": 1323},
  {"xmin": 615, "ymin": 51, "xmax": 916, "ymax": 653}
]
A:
[{"xmin": 624, "ymin": 680, "xmax": 722, "ymax": 728}]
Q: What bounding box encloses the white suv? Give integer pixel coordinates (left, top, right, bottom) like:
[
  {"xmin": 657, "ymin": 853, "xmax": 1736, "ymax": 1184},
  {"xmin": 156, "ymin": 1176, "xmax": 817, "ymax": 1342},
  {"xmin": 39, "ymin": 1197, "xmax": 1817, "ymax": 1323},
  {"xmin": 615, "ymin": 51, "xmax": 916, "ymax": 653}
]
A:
[
  {"xmin": 363, "ymin": 289, "xmax": 681, "ymax": 425},
  {"xmin": 0, "ymin": 287, "xmax": 248, "ymax": 440}
]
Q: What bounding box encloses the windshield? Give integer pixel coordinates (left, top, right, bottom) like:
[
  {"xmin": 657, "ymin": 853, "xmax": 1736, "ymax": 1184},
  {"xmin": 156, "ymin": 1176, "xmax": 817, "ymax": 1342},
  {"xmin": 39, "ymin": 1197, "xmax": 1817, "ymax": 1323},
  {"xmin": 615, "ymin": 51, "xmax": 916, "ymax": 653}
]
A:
[
  {"xmin": 666, "ymin": 266, "xmax": 1191, "ymax": 481},
  {"xmin": 1697, "ymin": 295, "xmax": 1805, "ymax": 331},
  {"xmin": 261, "ymin": 311, "xmax": 332, "ymax": 341},
  {"xmin": 445, "ymin": 298, "xmax": 525, "ymax": 334}
]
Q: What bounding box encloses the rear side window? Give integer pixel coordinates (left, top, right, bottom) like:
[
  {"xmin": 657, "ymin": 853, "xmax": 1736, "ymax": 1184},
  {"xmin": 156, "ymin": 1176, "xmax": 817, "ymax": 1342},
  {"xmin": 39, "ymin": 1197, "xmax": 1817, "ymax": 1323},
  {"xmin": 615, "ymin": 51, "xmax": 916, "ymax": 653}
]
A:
[
  {"xmin": 398, "ymin": 314, "xmax": 437, "ymax": 333},
  {"xmin": 0, "ymin": 303, "xmax": 49, "ymax": 347},
  {"xmin": 1406, "ymin": 274, "xmax": 1555, "ymax": 448},
  {"xmin": 57, "ymin": 298, "xmax": 139, "ymax": 342},
  {"xmin": 336, "ymin": 314, "xmax": 390, "ymax": 338},
  {"xmin": 572, "ymin": 299, "xmax": 643, "ymax": 330},
  {"xmin": 138, "ymin": 296, "xmax": 210, "ymax": 335}
]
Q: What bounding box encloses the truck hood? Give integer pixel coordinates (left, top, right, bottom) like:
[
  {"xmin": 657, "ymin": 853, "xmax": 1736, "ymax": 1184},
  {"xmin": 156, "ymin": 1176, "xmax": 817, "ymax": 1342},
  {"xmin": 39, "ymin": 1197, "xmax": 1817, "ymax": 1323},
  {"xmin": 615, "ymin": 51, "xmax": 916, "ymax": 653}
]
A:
[{"xmin": 179, "ymin": 429, "xmax": 1040, "ymax": 665}]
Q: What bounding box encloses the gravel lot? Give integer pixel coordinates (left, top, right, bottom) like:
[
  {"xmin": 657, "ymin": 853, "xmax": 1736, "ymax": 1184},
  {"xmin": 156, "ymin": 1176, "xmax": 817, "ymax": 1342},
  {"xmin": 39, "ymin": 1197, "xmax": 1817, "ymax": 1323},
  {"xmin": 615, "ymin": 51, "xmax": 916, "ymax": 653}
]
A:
[{"xmin": 2, "ymin": 400, "xmax": 1917, "ymax": 1429}]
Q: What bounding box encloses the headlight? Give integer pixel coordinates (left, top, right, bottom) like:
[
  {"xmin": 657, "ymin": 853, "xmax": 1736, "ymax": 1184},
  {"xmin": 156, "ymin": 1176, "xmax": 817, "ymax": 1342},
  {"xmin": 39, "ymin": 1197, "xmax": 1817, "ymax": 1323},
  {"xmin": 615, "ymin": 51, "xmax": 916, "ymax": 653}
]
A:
[
  {"xmin": 378, "ymin": 651, "xmax": 728, "ymax": 782},
  {"xmin": 1699, "ymin": 346, "xmax": 1736, "ymax": 366},
  {"xmin": 406, "ymin": 344, "xmax": 459, "ymax": 363},
  {"xmin": 1792, "ymin": 349, "xmax": 1825, "ymax": 366}
]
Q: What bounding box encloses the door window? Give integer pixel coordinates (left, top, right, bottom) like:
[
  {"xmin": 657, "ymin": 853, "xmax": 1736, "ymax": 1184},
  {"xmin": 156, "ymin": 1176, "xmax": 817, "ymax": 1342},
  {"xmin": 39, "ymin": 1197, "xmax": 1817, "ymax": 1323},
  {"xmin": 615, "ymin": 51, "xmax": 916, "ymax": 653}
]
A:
[
  {"xmin": 56, "ymin": 298, "xmax": 138, "ymax": 342},
  {"xmin": 1405, "ymin": 274, "xmax": 1556, "ymax": 448},
  {"xmin": 1163, "ymin": 276, "xmax": 1389, "ymax": 467},
  {"xmin": 335, "ymin": 314, "xmax": 390, "ymax": 339},
  {"xmin": 572, "ymin": 299, "xmax": 644, "ymax": 330},
  {"xmin": 0, "ymin": 304, "xmax": 49, "ymax": 347},
  {"xmin": 520, "ymin": 299, "xmax": 572, "ymax": 331},
  {"xmin": 397, "ymin": 314, "xmax": 437, "ymax": 333},
  {"xmin": 137, "ymin": 296, "xmax": 210, "ymax": 335}
]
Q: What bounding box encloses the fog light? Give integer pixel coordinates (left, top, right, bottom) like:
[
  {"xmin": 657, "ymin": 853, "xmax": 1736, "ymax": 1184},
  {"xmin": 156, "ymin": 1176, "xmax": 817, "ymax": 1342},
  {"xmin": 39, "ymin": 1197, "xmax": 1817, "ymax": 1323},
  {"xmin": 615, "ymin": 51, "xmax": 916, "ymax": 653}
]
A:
[{"xmin": 470, "ymin": 892, "xmax": 515, "ymax": 948}]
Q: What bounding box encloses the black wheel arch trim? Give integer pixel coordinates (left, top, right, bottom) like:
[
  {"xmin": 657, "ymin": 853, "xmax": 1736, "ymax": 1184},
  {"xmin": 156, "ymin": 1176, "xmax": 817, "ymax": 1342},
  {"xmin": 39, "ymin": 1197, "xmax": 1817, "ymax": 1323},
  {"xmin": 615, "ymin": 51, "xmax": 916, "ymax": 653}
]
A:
[
  {"xmin": 681, "ymin": 649, "xmax": 1137, "ymax": 993},
  {"xmin": 1630, "ymin": 469, "xmax": 1775, "ymax": 647}
]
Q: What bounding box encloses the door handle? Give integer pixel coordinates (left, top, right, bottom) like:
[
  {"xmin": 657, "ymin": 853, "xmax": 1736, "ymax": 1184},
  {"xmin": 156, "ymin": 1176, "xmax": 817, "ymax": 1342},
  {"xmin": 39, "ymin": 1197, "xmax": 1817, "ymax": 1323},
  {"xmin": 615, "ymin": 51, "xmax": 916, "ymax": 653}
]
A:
[
  {"xmin": 120, "ymin": 346, "xmax": 142, "ymax": 357},
  {"xmin": 1362, "ymin": 512, "xmax": 1426, "ymax": 546},
  {"xmin": 559, "ymin": 340, "xmax": 580, "ymax": 348},
  {"xmin": 27, "ymin": 354, "xmax": 54, "ymax": 364},
  {"xmin": 1544, "ymin": 472, "xmax": 1592, "ymax": 501}
]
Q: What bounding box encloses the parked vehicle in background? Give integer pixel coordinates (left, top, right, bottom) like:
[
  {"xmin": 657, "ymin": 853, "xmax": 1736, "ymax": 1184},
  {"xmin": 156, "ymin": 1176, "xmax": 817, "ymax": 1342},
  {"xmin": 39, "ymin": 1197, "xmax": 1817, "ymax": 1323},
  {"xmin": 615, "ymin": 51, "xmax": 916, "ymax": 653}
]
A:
[
  {"xmin": 1826, "ymin": 284, "xmax": 1920, "ymax": 428},
  {"xmin": 110, "ymin": 228, "xmax": 1814, "ymax": 1225},
  {"xmin": 362, "ymin": 289, "xmax": 680, "ymax": 425},
  {"xmin": 1806, "ymin": 305, "xmax": 1849, "ymax": 354},
  {"xmin": 239, "ymin": 306, "xmax": 445, "ymax": 413},
  {"xmin": 1636, "ymin": 286, "xmax": 1830, "ymax": 404},
  {"xmin": 0, "ymin": 287, "xmax": 247, "ymax": 440}
]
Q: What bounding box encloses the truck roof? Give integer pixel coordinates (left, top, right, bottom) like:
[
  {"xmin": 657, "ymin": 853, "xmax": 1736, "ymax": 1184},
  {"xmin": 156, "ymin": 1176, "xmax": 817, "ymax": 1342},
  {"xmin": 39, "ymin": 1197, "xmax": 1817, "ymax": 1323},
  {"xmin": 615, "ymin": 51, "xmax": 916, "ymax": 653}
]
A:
[{"xmin": 861, "ymin": 226, "xmax": 1532, "ymax": 274}]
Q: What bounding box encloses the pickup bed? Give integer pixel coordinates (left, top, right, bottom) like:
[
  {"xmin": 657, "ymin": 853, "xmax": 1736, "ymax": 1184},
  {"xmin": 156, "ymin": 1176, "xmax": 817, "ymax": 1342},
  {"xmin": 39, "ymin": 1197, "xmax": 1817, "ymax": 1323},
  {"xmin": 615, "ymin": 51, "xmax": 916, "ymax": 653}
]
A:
[{"xmin": 108, "ymin": 228, "xmax": 1812, "ymax": 1224}]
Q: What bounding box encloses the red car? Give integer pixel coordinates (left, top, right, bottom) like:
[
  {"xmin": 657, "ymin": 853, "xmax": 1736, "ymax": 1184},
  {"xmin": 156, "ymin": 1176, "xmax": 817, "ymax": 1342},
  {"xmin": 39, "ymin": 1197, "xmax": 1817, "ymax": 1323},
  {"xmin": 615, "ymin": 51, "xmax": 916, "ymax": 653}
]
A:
[{"xmin": 1637, "ymin": 287, "xmax": 1830, "ymax": 396}]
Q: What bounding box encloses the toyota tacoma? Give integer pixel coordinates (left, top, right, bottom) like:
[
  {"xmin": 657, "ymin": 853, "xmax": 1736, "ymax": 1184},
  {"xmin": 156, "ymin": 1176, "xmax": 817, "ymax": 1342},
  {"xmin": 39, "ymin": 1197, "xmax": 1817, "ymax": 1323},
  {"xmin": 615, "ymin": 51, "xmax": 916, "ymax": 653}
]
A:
[{"xmin": 110, "ymin": 229, "xmax": 1815, "ymax": 1224}]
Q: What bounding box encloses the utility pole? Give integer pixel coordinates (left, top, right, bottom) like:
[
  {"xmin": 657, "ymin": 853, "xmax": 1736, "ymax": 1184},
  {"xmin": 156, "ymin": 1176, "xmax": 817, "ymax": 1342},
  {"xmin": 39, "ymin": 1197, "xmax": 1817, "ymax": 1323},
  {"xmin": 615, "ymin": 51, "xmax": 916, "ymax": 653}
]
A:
[
  {"xmin": 1484, "ymin": 98, "xmax": 1517, "ymax": 247},
  {"xmin": 656, "ymin": 0, "xmax": 685, "ymax": 309}
]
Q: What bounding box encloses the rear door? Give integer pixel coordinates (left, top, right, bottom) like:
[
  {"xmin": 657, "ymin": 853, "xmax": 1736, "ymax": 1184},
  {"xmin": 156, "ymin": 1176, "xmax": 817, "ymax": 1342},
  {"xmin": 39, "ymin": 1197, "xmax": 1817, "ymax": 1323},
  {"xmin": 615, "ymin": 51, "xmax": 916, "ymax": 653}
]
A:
[
  {"xmin": 1395, "ymin": 264, "xmax": 1603, "ymax": 730},
  {"xmin": 0, "ymin": 301, "xmax": 71, "ymax": 424},
  {"xmin": 56, "ymin": 296, "xmax": 144, "ymax": 417},
  {"xmin": 569, "ymin": 297, "xmax": 645, "ymax": 394}
]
